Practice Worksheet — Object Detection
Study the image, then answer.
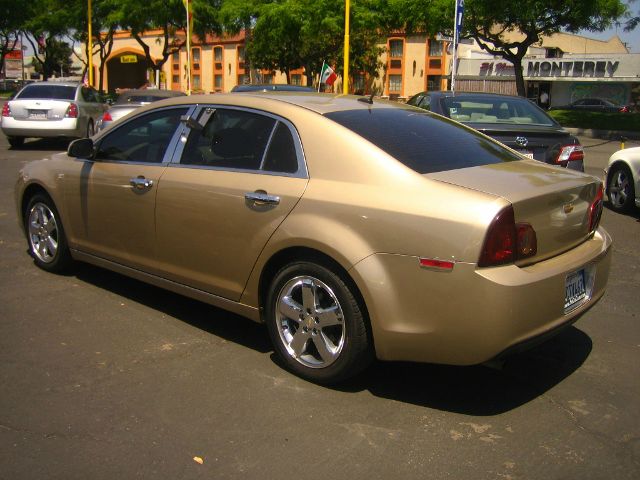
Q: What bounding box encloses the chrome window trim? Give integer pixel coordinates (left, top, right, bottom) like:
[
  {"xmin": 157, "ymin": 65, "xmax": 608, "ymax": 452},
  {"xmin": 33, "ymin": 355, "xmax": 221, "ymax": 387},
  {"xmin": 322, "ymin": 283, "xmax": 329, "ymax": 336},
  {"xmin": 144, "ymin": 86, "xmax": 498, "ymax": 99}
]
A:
[{"xmin": 170, "ymin": 104, "xmax": 308, "ymax": 179}]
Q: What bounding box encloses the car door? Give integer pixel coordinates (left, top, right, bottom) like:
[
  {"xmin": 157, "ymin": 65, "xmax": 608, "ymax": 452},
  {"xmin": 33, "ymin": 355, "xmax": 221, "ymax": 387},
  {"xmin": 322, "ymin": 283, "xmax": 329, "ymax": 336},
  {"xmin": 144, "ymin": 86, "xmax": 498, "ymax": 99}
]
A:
[
  {"xmin": 79, "ymin": 86, "xmax": 105, "ymax": 132},
  {"xmin": 62, "ymin": 106, "xmax": 191, "ymax": 270},
  {"xmin": 154, "ymin": 106, "xmax": 308, "ymax": 301}
]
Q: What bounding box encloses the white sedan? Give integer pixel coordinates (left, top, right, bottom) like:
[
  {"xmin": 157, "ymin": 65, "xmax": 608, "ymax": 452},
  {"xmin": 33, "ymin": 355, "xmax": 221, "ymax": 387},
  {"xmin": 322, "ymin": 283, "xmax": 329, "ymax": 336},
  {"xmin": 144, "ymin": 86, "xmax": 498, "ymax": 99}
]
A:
[{"xmin": 605, "ymin": 146, "xmax": 640, "ymax": 213}]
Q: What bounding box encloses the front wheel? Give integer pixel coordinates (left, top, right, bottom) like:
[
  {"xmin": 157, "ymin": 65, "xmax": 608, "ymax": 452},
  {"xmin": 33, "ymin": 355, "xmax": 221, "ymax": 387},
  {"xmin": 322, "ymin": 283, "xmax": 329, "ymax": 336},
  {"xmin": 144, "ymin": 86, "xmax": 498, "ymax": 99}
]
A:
[
  {"xmin": 24, "ymin": 194, "xmax": 72, "ymax": 272},
  {"xmin": 607, "ymin": 164, "xmax": 635, "ymax": 213},
  {"xmin": 266, "ymin": 261, "xmax": 372, "ymax": 384}
]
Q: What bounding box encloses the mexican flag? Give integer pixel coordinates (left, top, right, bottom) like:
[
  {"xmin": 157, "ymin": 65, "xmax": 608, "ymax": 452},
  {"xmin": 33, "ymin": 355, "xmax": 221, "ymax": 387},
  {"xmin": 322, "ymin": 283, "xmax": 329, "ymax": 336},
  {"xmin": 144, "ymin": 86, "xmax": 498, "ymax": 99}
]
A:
[{"xmin": 320, "ymin": 62, "xmax": 337, "ymax": 86}]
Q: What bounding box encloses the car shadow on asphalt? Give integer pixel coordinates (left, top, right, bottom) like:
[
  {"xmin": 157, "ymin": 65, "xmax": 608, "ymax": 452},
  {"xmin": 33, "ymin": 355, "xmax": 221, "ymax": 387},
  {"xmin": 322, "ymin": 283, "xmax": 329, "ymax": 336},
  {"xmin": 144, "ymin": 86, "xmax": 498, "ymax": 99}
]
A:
[
  {"xmin": 604, "ymin": 202, "xmax": 640, "ymax": 221},
  {"xmin": 73, "ymin": 262, "xmax": 592, "ymax": 415},
  {"xmin": 10, "ymin": 138, "xmax": 71, "ymax": 151},
  {"xmin": 338, "ymin": 326, "xmax": 592, "ymax": 415}
]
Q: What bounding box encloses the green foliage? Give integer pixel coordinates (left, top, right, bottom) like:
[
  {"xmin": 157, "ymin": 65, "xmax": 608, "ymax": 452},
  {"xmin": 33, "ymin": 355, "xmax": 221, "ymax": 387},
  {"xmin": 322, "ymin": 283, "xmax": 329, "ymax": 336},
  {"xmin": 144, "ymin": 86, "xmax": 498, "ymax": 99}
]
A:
[{"xmin": 548, "ymin": 110, "xmax": 640, "ymax": 132}]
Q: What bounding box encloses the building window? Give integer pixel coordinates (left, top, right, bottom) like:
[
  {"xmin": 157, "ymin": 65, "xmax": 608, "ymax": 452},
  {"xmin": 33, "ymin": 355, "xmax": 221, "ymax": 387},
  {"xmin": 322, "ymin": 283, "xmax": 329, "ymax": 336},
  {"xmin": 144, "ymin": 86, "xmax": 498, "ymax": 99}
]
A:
[
  {"xmin": 214, "ymin": 74, "xmax": 223, "ymax": 90},
  {"xmin": 237, "ymin": 73, "xmax": 249, "ymax": 85},
  {"xmin": 214, "ymin": 46, "xmax": 223, "ymax": 70},
  {"xmin": 388, "ymin": 74, "xmax": 402, "ymax": 92},
  {"xmin": 428, "ymin": 59, "xmax": 442, "ymax": 69},
  {"xmin": 291, "ymin": 74, "xmax": 302, "ymax": 86},
  {"xmin": 193, "ymin": 74, "xmax": 201, "ymax": 90},
  {"xmin": 262, "ymin": 73, "xmax": 274, "ymax": 84},
  {"xmin": 427, "ymin": 75, "xmax": 442, "ymax": 91},
  {"xmin": 172, "ymin": 74, "xmax": 179, "ymax": 84},
  {"xmin": 192, "ymin": 47, "xmax": 200, "ymax": 70},
  {"xmin": 352, "ymin": 74, "xmax": 366, "ymax": 94},
  {"xmin": 429, "ymin": 40, "xmax": 443, "ymax": 57},
  {"xmin": 389, "ymin": 39, "xmax": 403, "ymax": 58}
]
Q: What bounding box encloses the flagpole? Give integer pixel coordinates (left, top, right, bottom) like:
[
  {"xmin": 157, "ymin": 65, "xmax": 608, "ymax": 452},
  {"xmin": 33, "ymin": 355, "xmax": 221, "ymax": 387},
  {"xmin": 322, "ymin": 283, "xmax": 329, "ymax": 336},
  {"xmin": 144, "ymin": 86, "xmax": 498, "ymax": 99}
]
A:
[
  {"xmin": 185, "ymin": 0, "xmax": 192, "ymax": 95},
  {"xmin": 343, "ymin": 0, "xmax": 350, "ymax": 94},
  {"xmin": 88, "ymin": 0, "xmax": 93, "ymax": 87},
  {"xmin": 318, "ymin": 62, "xmax": 322, "ymax": 93}
]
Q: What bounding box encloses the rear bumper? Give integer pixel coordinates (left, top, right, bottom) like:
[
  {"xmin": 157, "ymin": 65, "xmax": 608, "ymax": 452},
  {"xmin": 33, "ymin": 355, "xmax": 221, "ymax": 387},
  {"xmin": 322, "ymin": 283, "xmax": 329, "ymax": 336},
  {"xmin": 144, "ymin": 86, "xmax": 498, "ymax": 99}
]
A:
[
  {"xmin": 350, "ymin": 227, "xmax": 612, "ymax": 365},
  {"xmin": 1, "ymin": 117, "xmax": 81, "ymax": 138}
]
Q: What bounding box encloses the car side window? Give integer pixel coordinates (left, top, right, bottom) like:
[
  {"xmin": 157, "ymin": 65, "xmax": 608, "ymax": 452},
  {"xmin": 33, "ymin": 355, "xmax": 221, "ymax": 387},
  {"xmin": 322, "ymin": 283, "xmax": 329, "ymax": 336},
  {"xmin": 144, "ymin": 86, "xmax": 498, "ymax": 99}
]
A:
[
  {"xmin": 261, "ymin": 122, "xmax": 299, "ymax": 173},
  {"xmin": 418, "ymin": 95, "xmax": 431, "ymax": 110},
  {"xmin": 181, "ymin": 108, "xmax": 277, "ymax": 171},
  {"xmin": 95, "ymin": 107, "xmax": 188, "ymax": 163}
]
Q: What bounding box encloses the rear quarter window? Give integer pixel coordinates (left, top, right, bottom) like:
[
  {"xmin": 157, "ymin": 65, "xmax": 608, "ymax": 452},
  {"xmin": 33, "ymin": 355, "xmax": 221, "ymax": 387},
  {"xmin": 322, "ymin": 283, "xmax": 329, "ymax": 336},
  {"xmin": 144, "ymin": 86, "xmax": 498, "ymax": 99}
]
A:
[{"xmin": 325, "ymin": 108, "xmax": 521, "ymax": 174}]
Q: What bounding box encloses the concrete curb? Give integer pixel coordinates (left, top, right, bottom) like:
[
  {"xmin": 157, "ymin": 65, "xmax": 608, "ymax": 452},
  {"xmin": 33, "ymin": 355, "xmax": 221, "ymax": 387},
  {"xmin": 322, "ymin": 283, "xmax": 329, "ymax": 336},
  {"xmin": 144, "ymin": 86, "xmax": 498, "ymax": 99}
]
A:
[{"xmin": 566, "ymin": 127, "xmax": 640, "ymax": 141}]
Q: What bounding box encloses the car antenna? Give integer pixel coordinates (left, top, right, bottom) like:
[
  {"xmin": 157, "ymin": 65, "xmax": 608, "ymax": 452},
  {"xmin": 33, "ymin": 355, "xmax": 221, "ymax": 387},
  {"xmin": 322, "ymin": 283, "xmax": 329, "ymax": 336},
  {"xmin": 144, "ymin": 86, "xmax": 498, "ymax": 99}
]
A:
[{"xmin": 358, "ymin": 93, "xmax": 374, "ymax": 105}]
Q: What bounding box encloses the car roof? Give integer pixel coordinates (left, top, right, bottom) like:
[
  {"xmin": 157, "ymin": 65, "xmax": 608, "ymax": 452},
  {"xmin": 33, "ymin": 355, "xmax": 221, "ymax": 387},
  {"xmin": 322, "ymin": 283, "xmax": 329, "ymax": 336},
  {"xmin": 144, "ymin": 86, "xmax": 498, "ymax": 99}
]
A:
[
  {"xmin": 131, "ymin": 92, "xmax": 413, "ymax": 116},
  {"xmin": 231, "ymin": 84, "xmax": 315, "ymax": 92},
  {"xmin": 416, "ymin": 91, "xmax": 529, "ymax": 100},
  {"xmin": 118, "ymin": 89, "xmax": 186, "ymax": 99},
  {"xmin": 23, "ymin": 81, "xmax": 82, "ymax": 88}
]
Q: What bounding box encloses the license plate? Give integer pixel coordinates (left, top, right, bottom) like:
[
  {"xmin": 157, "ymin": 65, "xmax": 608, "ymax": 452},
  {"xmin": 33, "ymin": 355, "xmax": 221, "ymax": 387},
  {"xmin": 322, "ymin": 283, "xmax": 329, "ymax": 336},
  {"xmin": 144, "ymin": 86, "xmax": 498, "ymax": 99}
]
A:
[
  {"xmin": 518, "ymin": 150, "xmax": 534, "ymax": 159},
  {"xmin": 564, "ymin": 269, "xmax": 586, "ymax": 312},
  {"xmin": 28, "ymin": 110, "xmax": 47, "ymax": 119}
]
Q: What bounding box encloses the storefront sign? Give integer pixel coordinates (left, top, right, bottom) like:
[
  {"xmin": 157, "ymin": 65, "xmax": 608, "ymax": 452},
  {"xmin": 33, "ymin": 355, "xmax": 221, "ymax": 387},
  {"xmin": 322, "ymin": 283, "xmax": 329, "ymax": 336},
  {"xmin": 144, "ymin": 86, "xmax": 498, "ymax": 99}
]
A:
[
  {"xmin": 527, "ymin": 60, "xmax": 619, "ymax": 78},
  {"xmin": 479, "ymin": 62, "xmax": 515, "ymax": 76},
  {"xmin": 120, "ymin": 55, "xmax": 138, "ymax": 64}
]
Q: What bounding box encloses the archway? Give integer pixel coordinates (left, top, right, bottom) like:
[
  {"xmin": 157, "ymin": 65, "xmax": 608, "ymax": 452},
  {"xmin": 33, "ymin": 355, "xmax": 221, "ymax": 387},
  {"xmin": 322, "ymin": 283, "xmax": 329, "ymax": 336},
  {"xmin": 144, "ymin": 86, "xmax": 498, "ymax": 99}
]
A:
[{"xmin": 106, "ymin": 52, "xmax": 149, "ymax": 93}]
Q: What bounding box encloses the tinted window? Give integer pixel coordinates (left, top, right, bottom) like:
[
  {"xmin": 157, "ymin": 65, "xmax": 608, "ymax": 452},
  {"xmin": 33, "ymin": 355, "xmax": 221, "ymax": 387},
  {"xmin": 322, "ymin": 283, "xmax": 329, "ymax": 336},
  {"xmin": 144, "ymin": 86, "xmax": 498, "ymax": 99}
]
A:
[
  {"xmin": 96, "ymin": 107, "xmax": 187, "ymax": 163},
  {"xmin": 262, "ymin": 122, "xmax": 298, "ymax": 173},
  {"xmin": 440, "ymin": 95, "xmax": 555, "ymax": 126},
  {"xmin": 181, "ymin": 108, "xmax": 276, "ymax": 170},
  {"xmin": 325, "ymin": 108, "xmax": 521, "ymax": 174},
  {"xmin": 18, "ymin": 85, "xmax": 76, "ymax": 100}
]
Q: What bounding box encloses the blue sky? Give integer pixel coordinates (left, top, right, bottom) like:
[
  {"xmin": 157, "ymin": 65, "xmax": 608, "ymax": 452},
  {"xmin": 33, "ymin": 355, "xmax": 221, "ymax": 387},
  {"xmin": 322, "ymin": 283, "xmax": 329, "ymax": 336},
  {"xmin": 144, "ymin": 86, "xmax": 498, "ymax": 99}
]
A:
[{"xmin": 578, "ymin": 24, "xmax": 640, "ymax": 53}]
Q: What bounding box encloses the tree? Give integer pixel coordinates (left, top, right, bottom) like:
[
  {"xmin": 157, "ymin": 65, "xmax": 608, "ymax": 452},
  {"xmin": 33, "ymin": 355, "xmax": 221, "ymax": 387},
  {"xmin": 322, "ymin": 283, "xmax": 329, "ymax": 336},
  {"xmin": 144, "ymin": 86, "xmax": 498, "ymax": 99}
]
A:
[
  {"xmin": 109, "ymin": 0, "xmax": 217, "ymax": 88},
  {"xmin": 0, "ymin": 0, "xmax": 28, "ymax": 79},
  {"xmin": 462, "ymin": 0, "xmax": 629, "ymax": 96},
  {"xmin": 30, "ymin": 38, "xmax": 77, "ymax": 78}
]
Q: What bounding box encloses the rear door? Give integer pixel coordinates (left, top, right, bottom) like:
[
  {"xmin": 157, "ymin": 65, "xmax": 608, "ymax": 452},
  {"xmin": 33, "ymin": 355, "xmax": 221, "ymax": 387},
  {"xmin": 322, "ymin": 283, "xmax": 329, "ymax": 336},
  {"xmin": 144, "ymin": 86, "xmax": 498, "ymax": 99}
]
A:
[{"xmin": 155, "ymin": 106, "xmax": 308, "ymax": 301}]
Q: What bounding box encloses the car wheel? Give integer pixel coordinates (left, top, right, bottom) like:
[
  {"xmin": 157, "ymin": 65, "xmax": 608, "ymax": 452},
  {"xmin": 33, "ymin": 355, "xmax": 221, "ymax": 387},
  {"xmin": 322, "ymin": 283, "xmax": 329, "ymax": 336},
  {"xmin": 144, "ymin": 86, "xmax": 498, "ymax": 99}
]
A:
[
  {"xmin": 86, "ymin": 120, "xmax": 95, "ymax": 137},
  {"xmin": 24, "ymin": 194, "xmax": 72, "ymax": 272},
  {"xmin": 607, "ymin": 164, "xmax": 635, "ymax": 213},
  {"xmin": 8, "ymin": 136, "xmax": 24, "ymax": 148},
  {"xmin": 266, "ymin": 261, "xmax": 372, "ymax": 384}
]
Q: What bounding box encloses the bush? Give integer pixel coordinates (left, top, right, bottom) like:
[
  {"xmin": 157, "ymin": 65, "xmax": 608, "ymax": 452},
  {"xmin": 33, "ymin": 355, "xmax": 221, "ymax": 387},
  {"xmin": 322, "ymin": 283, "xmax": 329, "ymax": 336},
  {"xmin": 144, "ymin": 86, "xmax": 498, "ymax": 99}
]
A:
[{"xmin": 548, "ymin": 110, "xmax": 640, "ymax": 132}]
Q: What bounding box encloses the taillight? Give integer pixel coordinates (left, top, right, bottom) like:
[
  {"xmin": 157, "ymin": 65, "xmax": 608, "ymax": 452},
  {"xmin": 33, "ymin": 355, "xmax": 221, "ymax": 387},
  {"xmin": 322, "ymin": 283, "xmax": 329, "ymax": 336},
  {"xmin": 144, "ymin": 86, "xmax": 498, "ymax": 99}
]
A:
[
  {"xmin": 479, "ymin": 206, "xmax": 537, "ymax": 267},
  {"xmin": 101, "ymin": 111, "xmax": 112, "ymax": 122},
  {"xmin": 555, "ymin": 144, "xmax": 584, "ymax": 165},
  {"xmin": 65, "ymin": 103, "xmax": 78, "ymax": 118},
  {"xmin": 587, "ymin": 184, "xmax": 604, "ymax": 233},
  {"xmin": 620, "ymin": 106, "xmax": 629, "ymax": 113},
  {"xmin": 1, "ymin": 103, "xmax": 11, "ymax": 117}
]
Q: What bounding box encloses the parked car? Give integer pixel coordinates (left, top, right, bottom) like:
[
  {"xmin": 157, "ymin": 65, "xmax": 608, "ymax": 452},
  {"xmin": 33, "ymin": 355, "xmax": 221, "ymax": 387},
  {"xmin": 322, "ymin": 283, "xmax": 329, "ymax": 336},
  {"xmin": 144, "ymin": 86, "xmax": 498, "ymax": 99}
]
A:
[
  {"xmin": 1, "ymin": 81, "xmax": 106, "ymax": 148},
  {"xmin": 15, "ymin": 93, "xmax": 611, "ymax": 384},
  {"xmin": 550, "ymin": 98, "xmax": 630, "ymax": 113},
  {"xmin": 407, "ymin": 91, "xmax": 585, "ymax": 171},
  {"xmin": 96, "ymin": 88, "xmax": 187, "ymax": 131},
  {"xmin": 231, "ymin": 84, "xmax": 315, "ymax": 93},
  {"xmin": 605, "ymin": 146, "xmax": 640, "ymax": 213}
]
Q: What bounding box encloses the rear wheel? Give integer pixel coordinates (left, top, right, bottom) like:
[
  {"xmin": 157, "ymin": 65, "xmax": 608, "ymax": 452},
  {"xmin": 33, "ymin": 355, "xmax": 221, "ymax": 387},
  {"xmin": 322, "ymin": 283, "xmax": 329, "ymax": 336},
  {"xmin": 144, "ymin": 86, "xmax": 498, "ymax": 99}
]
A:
[
  {"xmin": 8, "ymin": 136, "xmax": 24, "ymax": 148},
  {"xmin": 266, "ymin": 261, "xmax": 372, "ymax": 384},
  {"xmin": 24, "ymin": 194, "xmax": 72, "ymax": 272},
  {"xmin": 608, "ymin": 164, "xmax": 635, "ymax": 213}
]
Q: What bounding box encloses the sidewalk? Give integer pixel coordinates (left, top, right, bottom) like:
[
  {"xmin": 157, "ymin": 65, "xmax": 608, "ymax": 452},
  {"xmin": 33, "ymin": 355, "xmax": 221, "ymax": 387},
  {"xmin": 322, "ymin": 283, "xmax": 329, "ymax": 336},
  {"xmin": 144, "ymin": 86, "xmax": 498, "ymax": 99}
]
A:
[{"xmin": 566, "ymin": 127, "xmax": 640, "ymax": 142}]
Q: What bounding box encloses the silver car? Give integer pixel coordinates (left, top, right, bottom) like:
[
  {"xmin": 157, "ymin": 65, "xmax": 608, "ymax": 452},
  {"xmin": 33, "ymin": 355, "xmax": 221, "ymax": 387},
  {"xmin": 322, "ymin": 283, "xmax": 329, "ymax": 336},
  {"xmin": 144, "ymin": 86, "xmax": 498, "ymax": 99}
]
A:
[
  {"xmin": 96, "ymin": 89, "xmax": 186, "ymax": 131},
  {"xmin": 1, "ymin": 81, "xmax": 106, "ymax": 148}
]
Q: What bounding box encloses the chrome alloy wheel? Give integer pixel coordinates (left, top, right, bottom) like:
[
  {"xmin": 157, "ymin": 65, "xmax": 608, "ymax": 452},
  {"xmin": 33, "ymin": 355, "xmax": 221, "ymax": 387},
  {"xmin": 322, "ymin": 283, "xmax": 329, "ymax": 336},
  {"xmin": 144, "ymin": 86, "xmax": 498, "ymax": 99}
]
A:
[
  {"xmin": 28, "ymin": 202, "xmax": 60, "ymax": 264},
  {"xmin": 275, "ymin": 276, "xmax": 345, "ymax": 368},
  {"xmin": 609, "ymin": 168, "xmax": 631, "ymax": 209}
]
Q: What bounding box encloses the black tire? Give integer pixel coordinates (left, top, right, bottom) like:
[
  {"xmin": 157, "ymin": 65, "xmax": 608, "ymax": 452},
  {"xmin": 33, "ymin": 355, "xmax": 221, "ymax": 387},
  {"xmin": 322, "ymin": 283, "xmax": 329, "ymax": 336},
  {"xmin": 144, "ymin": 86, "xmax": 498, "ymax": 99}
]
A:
[
  {"xmin": 607, "ymin": 163, "xmax": 635, "ymax": 213},
  {"xmin": 8, "ymin": 136, "xmax": 24, "ymax": 149},
  {"xmin": 24, "ymin": 193, "xmax": 72, "ymax": 273},
  {"xmin": 265, "ymin": 261, "xmax": 373, "ymax": 384}
]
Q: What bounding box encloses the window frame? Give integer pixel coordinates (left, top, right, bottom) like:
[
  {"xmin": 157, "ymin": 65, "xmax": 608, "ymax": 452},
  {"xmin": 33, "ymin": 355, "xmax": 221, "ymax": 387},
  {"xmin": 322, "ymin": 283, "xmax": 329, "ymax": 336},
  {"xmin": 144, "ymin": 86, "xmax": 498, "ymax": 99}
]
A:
[{"xmin": 171, "ymin": 105, "xmax": 308, "ymax": 178}]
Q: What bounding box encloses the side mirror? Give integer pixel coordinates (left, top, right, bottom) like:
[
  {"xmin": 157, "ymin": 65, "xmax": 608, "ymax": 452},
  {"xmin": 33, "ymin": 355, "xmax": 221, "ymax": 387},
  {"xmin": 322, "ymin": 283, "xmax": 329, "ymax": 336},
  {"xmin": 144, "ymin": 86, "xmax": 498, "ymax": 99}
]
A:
[{"xmin": 68, "ymin": 138, "xmax": 95, "ymax": 159}]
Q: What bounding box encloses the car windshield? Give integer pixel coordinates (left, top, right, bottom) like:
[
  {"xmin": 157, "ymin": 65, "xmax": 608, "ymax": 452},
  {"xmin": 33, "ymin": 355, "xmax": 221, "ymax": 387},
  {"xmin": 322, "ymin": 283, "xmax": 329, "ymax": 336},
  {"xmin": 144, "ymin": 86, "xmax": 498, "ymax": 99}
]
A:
[
  {"xmin": 441, "ymin": 95, "xmax": 555, "ymax": 126},
  {"xmin": 325, "ymin": 108, "xmax": 521, "ymax": 174},
  {"xmin": 17, "ymin": 85, "xmax": 76, "ymax": 100}
]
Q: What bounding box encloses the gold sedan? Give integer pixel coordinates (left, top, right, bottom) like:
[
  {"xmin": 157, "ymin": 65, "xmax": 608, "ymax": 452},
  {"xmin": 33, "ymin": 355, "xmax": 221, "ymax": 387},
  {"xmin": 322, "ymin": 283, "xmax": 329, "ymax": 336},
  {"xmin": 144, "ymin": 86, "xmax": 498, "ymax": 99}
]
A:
[{"xmin": 15, "ymin": 93, "xmax": 612, "ymax": 384}]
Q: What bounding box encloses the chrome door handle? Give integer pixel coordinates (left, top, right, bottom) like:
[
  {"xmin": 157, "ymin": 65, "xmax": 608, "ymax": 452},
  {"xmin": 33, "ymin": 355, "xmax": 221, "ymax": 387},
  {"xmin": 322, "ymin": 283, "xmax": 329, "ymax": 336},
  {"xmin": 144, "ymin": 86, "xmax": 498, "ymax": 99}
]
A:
[
  {"xmin": 245, "ymin": 191, "xmax": 280, "ymax": 205},
  {"xmin": 130, "ymin": 176, "xmax": 154, "ymax": 190}
]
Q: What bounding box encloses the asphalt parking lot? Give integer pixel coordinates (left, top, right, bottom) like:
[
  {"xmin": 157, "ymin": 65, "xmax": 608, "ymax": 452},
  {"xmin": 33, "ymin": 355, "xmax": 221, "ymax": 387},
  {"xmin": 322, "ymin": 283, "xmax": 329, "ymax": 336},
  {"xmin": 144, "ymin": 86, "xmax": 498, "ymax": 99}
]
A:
[{"xmin": 1, "ymin": 132, "xmax": 638, "ymax": 479}]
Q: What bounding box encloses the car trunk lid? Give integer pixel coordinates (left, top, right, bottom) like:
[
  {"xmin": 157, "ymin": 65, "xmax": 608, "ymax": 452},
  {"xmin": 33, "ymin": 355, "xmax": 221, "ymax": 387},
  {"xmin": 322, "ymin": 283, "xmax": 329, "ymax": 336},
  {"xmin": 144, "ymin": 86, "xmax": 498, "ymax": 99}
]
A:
[
  {"xmin": 9, "ymin": 99, "xmax": 73, "ymax": 121},
  {"xmin": 426, "ymin": 160, "xmax": 602, "ymax": 264}
]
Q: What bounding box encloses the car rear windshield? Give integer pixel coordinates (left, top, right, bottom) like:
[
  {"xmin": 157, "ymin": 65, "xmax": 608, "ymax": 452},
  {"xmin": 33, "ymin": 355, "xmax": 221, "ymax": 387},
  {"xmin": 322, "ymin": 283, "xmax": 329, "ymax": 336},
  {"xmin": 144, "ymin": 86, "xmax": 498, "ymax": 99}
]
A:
[
  {"xmin": 325, "ymin": 108, "xmax": 522, "ymax": 174},
  {"xmin": 17, "ymin": 85, "xmax": 76, "ymax": 100},
  {"xmin": 440, "ymin": 95, "xmax": 555, "ymax": 126}
]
